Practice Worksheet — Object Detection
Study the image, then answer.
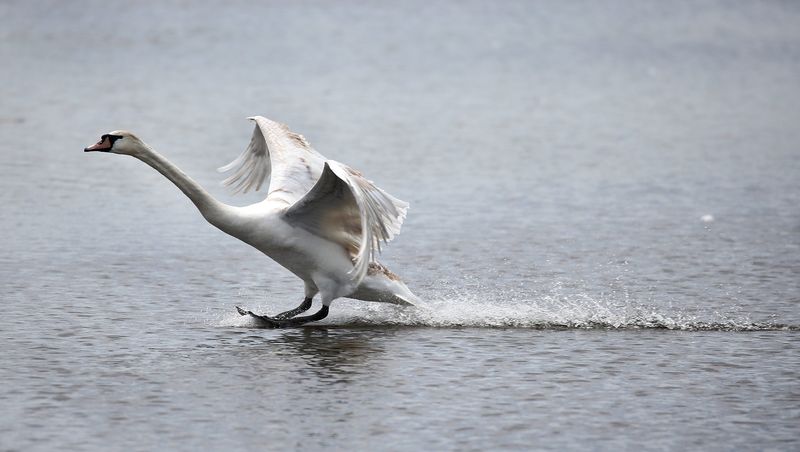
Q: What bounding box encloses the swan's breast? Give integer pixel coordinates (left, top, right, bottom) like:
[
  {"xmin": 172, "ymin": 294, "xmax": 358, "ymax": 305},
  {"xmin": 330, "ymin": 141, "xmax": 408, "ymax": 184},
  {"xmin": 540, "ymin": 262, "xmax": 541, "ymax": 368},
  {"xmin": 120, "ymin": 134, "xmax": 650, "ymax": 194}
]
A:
[{"xmin": 223, "ymin": 204, "xmax": 294, "ymax": 250}]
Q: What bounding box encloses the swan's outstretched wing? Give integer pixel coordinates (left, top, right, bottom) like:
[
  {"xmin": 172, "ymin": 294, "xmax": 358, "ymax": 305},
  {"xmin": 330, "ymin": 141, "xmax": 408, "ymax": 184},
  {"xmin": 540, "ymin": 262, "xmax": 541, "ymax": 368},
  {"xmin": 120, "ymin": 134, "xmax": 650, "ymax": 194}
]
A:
[
  {"xmin": 218, "ymin": 116, "xmax": 326, "ymax": 205},
  {"xmin": 284, "ymin": 161, "xmax": 409, "ymax": 285}
]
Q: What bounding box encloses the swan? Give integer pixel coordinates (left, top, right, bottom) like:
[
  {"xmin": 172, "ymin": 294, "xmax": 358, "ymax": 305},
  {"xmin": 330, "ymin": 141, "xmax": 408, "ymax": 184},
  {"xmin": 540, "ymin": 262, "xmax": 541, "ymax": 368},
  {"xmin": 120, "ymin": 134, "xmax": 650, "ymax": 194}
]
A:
[{"xmin": 84, "ymin": 116, "xmax": 421, "ymax": 327}]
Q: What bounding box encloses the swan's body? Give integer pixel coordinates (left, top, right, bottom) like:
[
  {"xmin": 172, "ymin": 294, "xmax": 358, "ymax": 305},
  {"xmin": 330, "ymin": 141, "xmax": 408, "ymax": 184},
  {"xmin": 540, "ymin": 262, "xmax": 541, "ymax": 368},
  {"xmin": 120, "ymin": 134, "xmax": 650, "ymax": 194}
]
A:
[{"xmin": 85, "ymin": 116, "xmax": 419, "ymax": 326}]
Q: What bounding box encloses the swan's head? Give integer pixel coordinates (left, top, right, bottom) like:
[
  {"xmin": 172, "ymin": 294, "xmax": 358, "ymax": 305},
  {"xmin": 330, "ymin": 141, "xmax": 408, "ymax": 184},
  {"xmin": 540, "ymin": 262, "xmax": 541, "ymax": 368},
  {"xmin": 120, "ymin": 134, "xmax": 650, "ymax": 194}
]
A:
[{"xmin": 84, "ymin": 130, "xmax": 146, "ymax": 156}]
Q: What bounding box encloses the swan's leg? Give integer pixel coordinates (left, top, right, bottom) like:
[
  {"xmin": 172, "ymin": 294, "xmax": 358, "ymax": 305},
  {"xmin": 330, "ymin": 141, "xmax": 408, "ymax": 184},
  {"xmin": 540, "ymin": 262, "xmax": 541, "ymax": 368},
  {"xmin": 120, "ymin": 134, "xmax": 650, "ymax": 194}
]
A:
[
  {"xmin": 235, "ymin": 281, "xmax": 335, "ymax": 328},
  {"xmin": 235, "ymin": 305, "xmax": 329, "ymax": 328},
  {"xmin": 267, "ymin": 292, "xmax": 334, "ymax": 327},
  {"xmin": 271, "ymin": 305, "xmax": 329, "ymax": 327},
  {"xmin": 272, "ymin": 297, "xmax": 313, "ymax": 320}
]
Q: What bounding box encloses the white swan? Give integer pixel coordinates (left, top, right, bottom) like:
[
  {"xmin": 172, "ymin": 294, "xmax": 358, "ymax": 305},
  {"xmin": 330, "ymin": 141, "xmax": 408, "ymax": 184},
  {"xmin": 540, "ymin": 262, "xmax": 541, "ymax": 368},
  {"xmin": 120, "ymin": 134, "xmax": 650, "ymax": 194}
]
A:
[{"xmin": 85, "ymin": 116, "xmax": 420, "ymax": 327}]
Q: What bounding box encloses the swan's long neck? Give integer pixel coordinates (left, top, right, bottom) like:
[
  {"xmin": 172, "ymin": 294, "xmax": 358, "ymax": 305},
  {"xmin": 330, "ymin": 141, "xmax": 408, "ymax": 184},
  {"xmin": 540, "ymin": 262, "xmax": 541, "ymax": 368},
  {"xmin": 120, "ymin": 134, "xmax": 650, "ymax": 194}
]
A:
[{"xmin": 136, "ymin": 146, "xmax": 230, "ymax": 225}]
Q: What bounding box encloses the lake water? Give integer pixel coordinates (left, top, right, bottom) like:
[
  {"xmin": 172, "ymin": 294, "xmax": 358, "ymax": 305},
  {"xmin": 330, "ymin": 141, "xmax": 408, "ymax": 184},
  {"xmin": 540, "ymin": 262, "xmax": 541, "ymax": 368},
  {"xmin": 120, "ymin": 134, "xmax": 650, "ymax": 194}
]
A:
[{"xmin": 1, "ymin": 1, "xmax": 799, "ymax": 450}]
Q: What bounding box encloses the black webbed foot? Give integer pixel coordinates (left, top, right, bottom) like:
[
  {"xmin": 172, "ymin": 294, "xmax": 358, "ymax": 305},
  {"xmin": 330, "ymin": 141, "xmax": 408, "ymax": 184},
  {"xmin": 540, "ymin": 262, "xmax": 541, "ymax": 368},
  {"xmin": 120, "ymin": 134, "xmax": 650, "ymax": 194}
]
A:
[{"xmin": 235, "ymin": 306, "xmax": 282, "ymax": 328}]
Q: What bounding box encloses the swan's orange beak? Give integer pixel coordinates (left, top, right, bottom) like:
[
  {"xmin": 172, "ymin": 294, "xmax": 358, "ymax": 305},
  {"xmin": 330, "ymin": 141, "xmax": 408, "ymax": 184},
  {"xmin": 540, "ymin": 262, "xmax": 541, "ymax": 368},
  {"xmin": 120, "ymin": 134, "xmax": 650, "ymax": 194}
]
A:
[{"xmin": 84, "ymin": 135, "xmax": 112, "ymax": 152}]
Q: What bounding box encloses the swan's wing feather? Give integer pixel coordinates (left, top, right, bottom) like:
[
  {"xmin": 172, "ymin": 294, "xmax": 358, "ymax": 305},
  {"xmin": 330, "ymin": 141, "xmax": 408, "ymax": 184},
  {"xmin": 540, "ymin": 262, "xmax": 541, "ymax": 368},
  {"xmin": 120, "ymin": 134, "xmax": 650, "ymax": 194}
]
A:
[
  {"xmin": 217, "ymin": 122, "xmax": 271, "ymax": 193},
  {"xmin": 284, "ymin": 161, "xmax": 409, "ymax": 285},
  {"xmin": 218, "ymin": 116, "xmax": 326, "ymax": 205}
]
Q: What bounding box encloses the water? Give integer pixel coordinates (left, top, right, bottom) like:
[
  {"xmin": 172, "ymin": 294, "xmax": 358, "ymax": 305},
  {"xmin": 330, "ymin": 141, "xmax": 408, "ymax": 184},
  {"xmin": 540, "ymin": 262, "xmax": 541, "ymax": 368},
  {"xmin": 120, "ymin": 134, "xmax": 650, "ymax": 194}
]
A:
[{"xmin": 1, "ymin": 1, "xmax": 799, "ymax": 450}]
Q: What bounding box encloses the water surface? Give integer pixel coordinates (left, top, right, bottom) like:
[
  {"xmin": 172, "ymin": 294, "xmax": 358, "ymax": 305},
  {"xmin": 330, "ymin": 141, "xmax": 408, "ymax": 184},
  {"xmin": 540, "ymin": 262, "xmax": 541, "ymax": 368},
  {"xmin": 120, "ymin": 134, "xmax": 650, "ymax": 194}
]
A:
[{"xmin": 1, "ymin": 1, "xmax": 799, "ymax": 450}]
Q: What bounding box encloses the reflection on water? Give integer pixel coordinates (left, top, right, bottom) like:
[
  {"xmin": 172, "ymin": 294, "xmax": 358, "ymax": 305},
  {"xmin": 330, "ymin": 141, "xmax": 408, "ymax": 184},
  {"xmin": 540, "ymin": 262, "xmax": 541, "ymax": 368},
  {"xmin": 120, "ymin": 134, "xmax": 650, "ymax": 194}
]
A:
[{"xmin": 233, "ymin": 327, "xmax": 391, "ymax": 383}]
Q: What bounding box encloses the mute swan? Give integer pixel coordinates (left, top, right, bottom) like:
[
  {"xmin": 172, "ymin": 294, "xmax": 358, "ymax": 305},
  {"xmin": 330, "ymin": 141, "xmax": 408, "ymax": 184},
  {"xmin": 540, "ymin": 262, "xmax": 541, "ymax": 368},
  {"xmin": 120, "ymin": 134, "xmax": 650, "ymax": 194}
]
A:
[{"xmin": 84, "ymin": 116, "xmax": 420, "ymax": 327}]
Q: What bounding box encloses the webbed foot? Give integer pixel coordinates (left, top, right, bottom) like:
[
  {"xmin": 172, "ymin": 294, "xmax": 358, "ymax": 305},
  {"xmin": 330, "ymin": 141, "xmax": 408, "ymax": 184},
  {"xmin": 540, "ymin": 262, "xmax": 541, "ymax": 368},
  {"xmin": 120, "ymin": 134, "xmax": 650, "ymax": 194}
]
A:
[{"xmin": 236, "ymin": 306, "xmax": 283, "ymax": 328}]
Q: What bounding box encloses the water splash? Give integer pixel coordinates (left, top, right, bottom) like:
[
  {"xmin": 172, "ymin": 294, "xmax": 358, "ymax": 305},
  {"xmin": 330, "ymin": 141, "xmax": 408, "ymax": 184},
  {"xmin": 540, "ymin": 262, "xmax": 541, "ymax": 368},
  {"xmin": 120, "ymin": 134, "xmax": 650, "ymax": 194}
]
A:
[
  {"xmin": 331, "ymin": 295, "xmax": 792, "ymax": 331},
  {"xmin": 218, "ymin": 285, "xmax": 796, "ymax": 331}
]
